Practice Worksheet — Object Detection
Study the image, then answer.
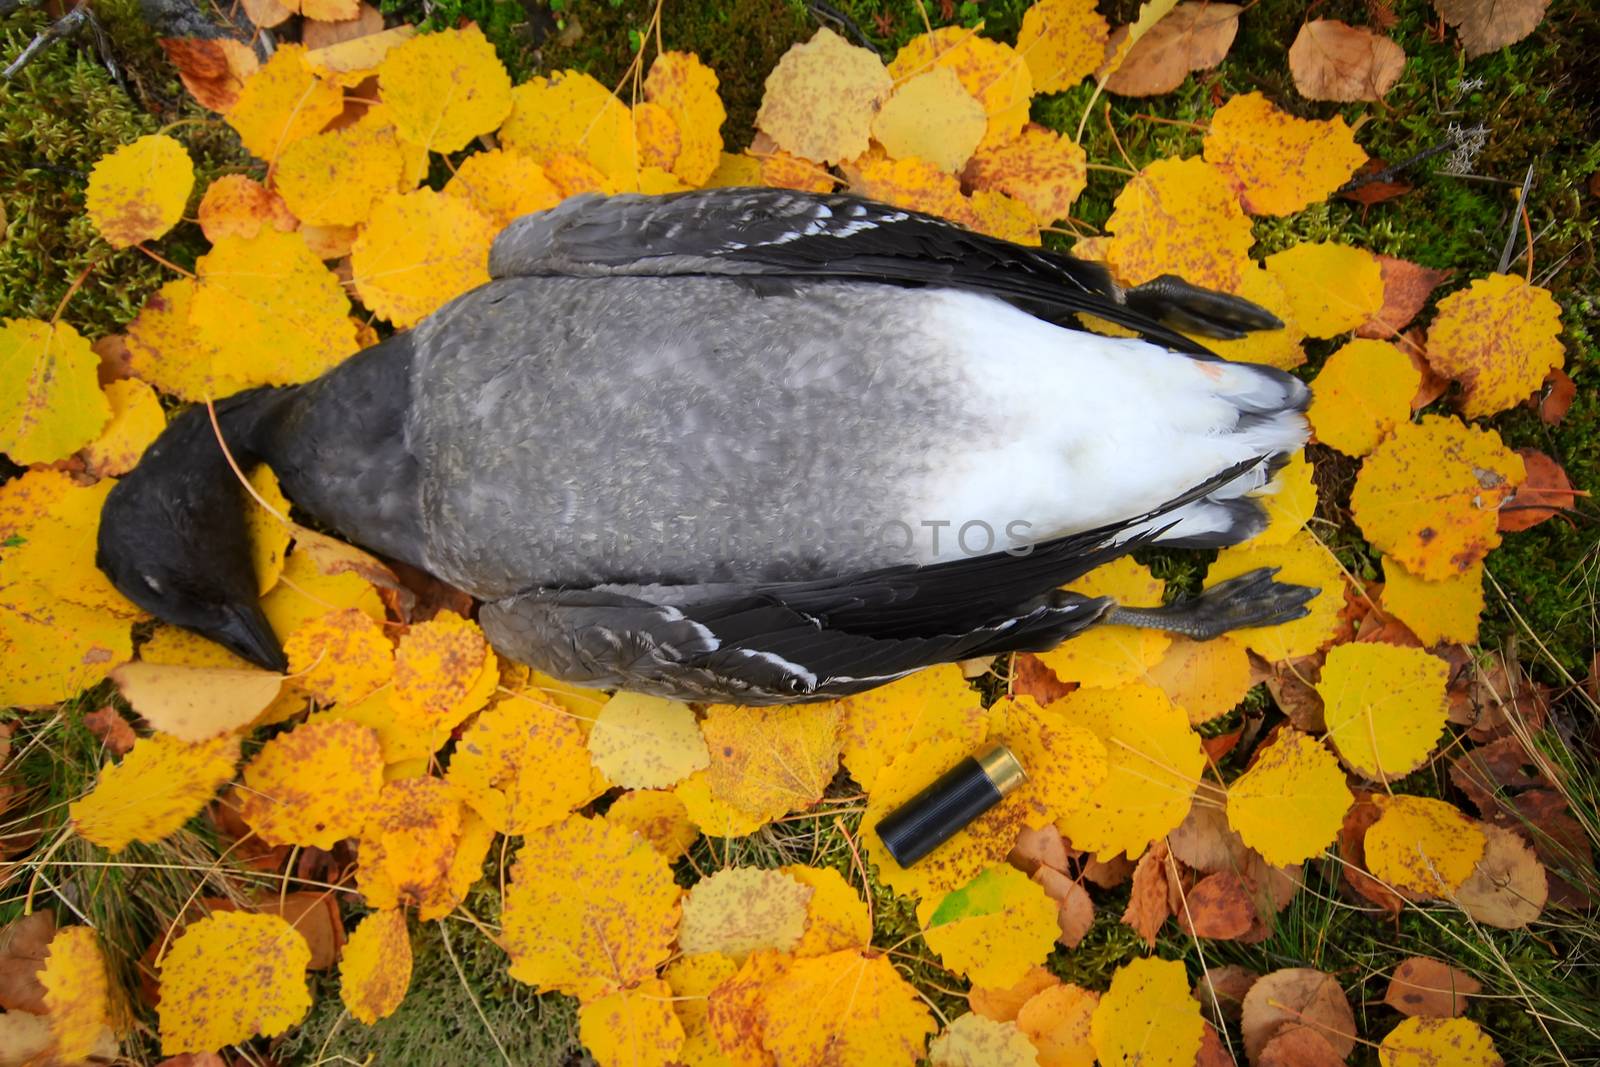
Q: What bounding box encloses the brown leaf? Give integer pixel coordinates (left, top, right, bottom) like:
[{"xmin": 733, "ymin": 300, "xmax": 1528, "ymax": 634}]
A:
[
  {"xmin": 1081, "ymin": 851, "xmax": 1134, "ymax": 888},
  {"xmin": 1011, "ymin": 651, "xmax": 1077, "ymax": 705},
  {"xmin": 1120, "ymin": 841, "xmax": 1171, "ymax": 946},
  {"xmin": 1105, "ymin": 3, "xmax": 1241, "ymax": 96},
  {"xmin": 1338, "ymin": 793, "xmax": 1406, "ymax": 915},
  {"xmin": 1403, "ymin": 329, "xmax": 1450, "ymax": 410},
  {"xmin": 1459, "ymin": 657, "xmax": 1549, "ymax": 742},
  {"xmin": 1240, "ymin": 968, "xmax": 1356, "ymax": 1064},
  {"xmin": 1538, "ymin": 368, "xmax": 1576, "ymax": 424},
  {"xmin": 1288, "ymin": 20, "xmax": 1406, "ymax": 102},
  {"xmin": 92, "ymin": 333, "xmax": 134, "ymax": 386},
  {"xmin": 240, "ymin": 0, "xmax": 292, "ymax": 29},
  {"xmin": 302, "ymin": 1, "xmax": 385, "ymax": 49},
  {"xmin": 1339, "ymin": 157, "xmax": 1413, "ymax": 207},
  {"xmin": 1434, "ymin": 0, "xmax": 1550, "ymax": 58},
  {"xmin": 1197, "ymin": 1020, "xmax": 1237, "ymax": 1067},
  {"xmin": 0, "ymin": 911, "xmax": 55, "ymax": 1014},
  {"xmin": 82, "ymin": 706, "xmax": 136, "ymax": 756},
  {"xmin": 1357, "ymin": 256, "xmax": 1452, "ymax": 339},
  {"xmin": 1260, "ymin": 653, "xmax": 1326, "ymax": 732},
  {"xmin": 1194, "ymin": 964, "xmax": 1258, "ymax": 1022},
  {"xmin": 1497, "ymin": 448, "xmax": 1577, "ymax": 532},
  {"xmin": 1485, "ymin": 789, "xmax": 1592, "ymax": 909},
  {"xmin": 1168, "ymin": 801, "xmax": 1250, "ymax": 873},
  {"xmin": 158, "ymin": 37, "xmax": 260, "ymax": 112},
  {"xmin": 1258, "ymin": 1025, "xmax": 1344, "ymax": 1067},
  {"xmin": 1010, "ymin": 823, "xmax": 1071, "ymax": 875},
  {"xmin": 1201, "ymin": 726, "xmax": 1244, "ymax": 762},
  {"xmin": 1384, "ymin": 956, "xmax": 1481, "ymax": 1017},
  {"xmin": 1457, "ymin": 822, "xmax": 1550, "ymax": 927},
  {"xmin": 1033, "ymin": 866, "xmax": 1094, "ymax": 948},
  {"xmin": 1449, "ymin": 735, "xmax": 1549, "ymax": 817},
  {"xmin": 1178, "ymin": 870, "xmax": 1256, "ymax": 940}
]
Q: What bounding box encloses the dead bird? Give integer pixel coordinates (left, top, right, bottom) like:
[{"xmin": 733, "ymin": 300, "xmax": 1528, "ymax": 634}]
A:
[{"xmin": 98, "ymin": 188, "xmax": 1316, "ymax": 704}]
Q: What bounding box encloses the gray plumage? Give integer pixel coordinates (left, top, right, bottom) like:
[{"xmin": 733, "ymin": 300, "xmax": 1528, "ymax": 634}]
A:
[{"xmin": 100, "ymin": 188, "xmax": 1317, "ymax": 703}]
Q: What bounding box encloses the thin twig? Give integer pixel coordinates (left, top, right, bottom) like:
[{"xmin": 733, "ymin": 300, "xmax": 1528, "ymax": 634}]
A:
[{"xmin": 3, "ymin": 0, "xmax": 88, "ymax": 80}]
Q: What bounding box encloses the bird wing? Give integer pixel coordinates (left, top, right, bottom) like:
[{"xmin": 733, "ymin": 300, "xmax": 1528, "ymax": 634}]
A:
[{"xmin": 487, "ymin": 188, "xmax": 1272, "ymax": 352}]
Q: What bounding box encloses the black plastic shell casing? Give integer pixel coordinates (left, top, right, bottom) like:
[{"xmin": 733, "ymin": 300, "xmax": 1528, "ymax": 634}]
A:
[{"xmin": 873, "ymin": 745, "xmax": 1026, "ymax": 868}]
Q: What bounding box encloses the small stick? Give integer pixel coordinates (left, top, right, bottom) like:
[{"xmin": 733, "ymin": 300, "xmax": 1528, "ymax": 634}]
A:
[{"xmin": 3, "ymin": 0, "xmax": 88, "ymax": 80}]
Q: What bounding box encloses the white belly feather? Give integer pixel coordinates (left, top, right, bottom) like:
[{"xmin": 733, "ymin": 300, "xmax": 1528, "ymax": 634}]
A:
[{"xmin": 904, "ymin": 290, "xmax": 1308, "ymax": 563}]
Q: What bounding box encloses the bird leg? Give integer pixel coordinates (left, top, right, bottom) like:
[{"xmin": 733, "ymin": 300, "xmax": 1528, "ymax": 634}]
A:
[
  {"xmin": 1123, "ymin": 274, "xmax": 1285, "ymax": 340},
  {"xmin": 1104, "ymin": 567, "xmax": 1317, "ymax": 641}
]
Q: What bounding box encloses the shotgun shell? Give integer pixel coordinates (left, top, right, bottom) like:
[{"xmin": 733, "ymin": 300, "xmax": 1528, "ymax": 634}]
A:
[{"xmin": 873, "ymin": 744, "xmax": 1026, "ymax": 868}]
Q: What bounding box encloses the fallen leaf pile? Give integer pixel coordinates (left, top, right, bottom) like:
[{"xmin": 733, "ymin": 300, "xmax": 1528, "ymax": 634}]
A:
[{"xmin": 0, "ymin": 0, "xmax": 1577, "ymax": 1062}]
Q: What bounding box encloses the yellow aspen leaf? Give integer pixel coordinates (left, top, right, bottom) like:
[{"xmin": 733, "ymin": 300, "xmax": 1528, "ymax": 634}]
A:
[
  {"xmin": 283, "ymin": 607, "xmax": 394, "ymax": 705},
  {"xmin": 240, "ymin": 0, "xmax": 291, "ymax": 29},
  {"xmin": 608, "ymin": 789, "xmax": 699, "ymax": 861},
  {"xmin": 500, "ymin": 70, "xmax": 639, "ymax": 187},
  {"xmin": 782, "ymin": 864, "xmax": 871, "ymax": 957},
  {"xmin": 225, "ymin": 45, "xmax": 344, "ymax": 162},
  {"xmin": 707, "ymin": 948, "xmax": 789, "ymax": 1065},
  {"xmin": 81, "ymin": 377, "xmax": 164, "ymax": 477},
  {"xmin": 888, "ymin": 27, "xmax": 1033, "ymax": 151},
  {"xmin": 588, "ymin": 692, "xmax": 709, "ymax": 790},
  {"xmin": 638, "ymin": 165, "xmax": 691, "ymax": 195},
  {"xmin": 1104, "ymin": 156, "xmax": 1253, "ymax": 291},
  {"xmin": 261, "ymin": 548, "xmax": 384, "ymax": 641},
  {"xmin": 1379, "ymin": 1016, "xmax": 1503, "ymax": 1067},
  {"xmin": 197, "ymin": 175, "xmax": 296, "ymax": 242},
  {"xmin": 1203, "ymin": 92, "xmax": 1366, "ymax": 216},
  {"xmin": 273, "ymin": 122, "xmax": 405, "ymax": 227},
  {"xmin": 192, "ymin": 229, "xmax": 358, "ymax": 387},
  {"xmin": 1017, "ymin": 0, "xmax": 1111, "ymax": 93},
  {"xmin": 928, "ymin": 1012, "xmax": 1040, "ymax": 1067},
  {"xmin": 864, "ymin": 736, "xmax": 1034, "ymax": 899},
  {"xmin": 918, "ymin": 866, "xmax": 1059, "ymax": 987},
  {"xmin": 1142, "ymin": 635, "xmax": 1253, "ymax": 725},
  {"xmin": 701, "ymin": 702, "xmax": 842, "ymax": 822},
  {"xmin": 140, "ymin": 624, "xmax": 250, "ymax": 669},
  {"xmin": 351, "ymin": 102, "xmax": 430, "ymax": 190},
  {"xmin": 244, "ymin": 464, "xmax": 291, "ymax": 596},
  {"xmin": 302, "ymin": 24, "xmax": 416, "ymax": 86},
  {"xmin": 964, "ymin": 124, "xmax": 1087, "ymax": 223},
  {"xmin": 124, "ymin": 280, "xmax": 244, "ymax": 402},
  {"xmin": 706, "ymin": 150, "xmax": 765, "ymax": 188},
  {"xmin": 39, "ymin": 926, "xmax": 114, "ymax": 1064},
  {"xmin": 377, "ymin": 24, "xmax": 511, "ymax": 153},
  {"xmin": 644, "ymin": 51, "xmax": 725, "ymax": 185},
  {"xmin": 238, "ymin": 718, "xmax": 383, "ymax": 847},
  {"xmin": 1103, "ymin": 1, "xmax": 1235, "ymax": 97},
  {"xmin": 872, "ymin": 68, "xmax": 987, "ymax": 173},
  {"xmin": 673, "ymin": 769, "xmax": 768, "ymax": 838},
  {"xmin": 1263, "ymin": 242, "xmax": 1385, "ymax": 339},
  {"xmin": 1381, "ymin": 559, "xmax": 1483, "ymax": 646},
  {"xmin": 1365, "ymin": 794, "xmax": 1486, "ymax": 896},
  {"xmin": 1035, "ymin": 556, "xmax": 1169, "ymax": 688},
  {"xmin": 111, "ymin": 661, "xmax": 284, "ymax": 740},
  {"xmin": 759, "ymin": 147, "xmax": 835, "ymax": 192},
  {"xmin": 665, "ymin": 953, "xmax": 738, "ymax": 1064},
  {"xmin": 85, "ymin": 134, "xmax": 194, "ymax": 248},
  {"xmin": 1308, "ymin": 339, "xmax": 1421, "ymax": 456},
  {"xmin": 1016, "ymin": 983, "xmax": 1099, "ymax": 1067},
  {"xmin": 833, "ymin": 664, "xmax": 985, "ymax": 790},
  {"xmin": 1318, "ymin": 643, "xmax": 1449, "ymax": 782},
  {"xmin": 759, "ymin": 949, "xmax": 936, "ymax": 1067},
  {"xmin": 1350, "ymin": 416, "xmax": 1525, "ymax": 580},
  {"xmin": 632, "ymin": 99, "xmax": 681, "ymax": 174},
  {"xmin": 1186, "ymin": 263, "xmax": 1306, "ymax": 370},
  {"xmin": 1090, "ymin": 957, "xmax": 1203, "ymax": 1067},
  {"xmin": 445, "ymin": 690, "xmax": 594, "ymax": 833},
  {"xmin": 1226, "ymin": 728, "xmax": 1353, "ymax": 866},
  {"xmin": 338, "ymin": 908, "xmax": 411, "ymax": 1025},
  {"xmin": 970, "ymin": 967, "xmax": 1062, "ymax": 1023},
  {"xmin": 389, "ymin": 610, "xmax": 499, "ymax": 752},
  {"xmin": 1425, "ymin": 273, "xmax": 1565, "ymax": 418},
  {"xmin": 989, "ymin": 696, "xmax": 1108, "ymax": 826},
  {"xmin": 355, "ymin": 775, "xmax": 481, "ymax": 918},
  {"xmin": 351, "ymin": 189, "xmax": 494, "ymax": 328},
  {"xmin": 1206, "ymin": 531, "xmax": 1345, "ymax": 660},
  {"xmin": 580, "ymin": 979, "xmax": 686, "ymax": 1067},
  {"xmin": 679, "ymin": 867, "xmax": 813, "ymax": 961},
  {"xmin": 442, "ymin": 148, "xmax": 560, "ymax": 230},
  {"xmin": 849, "ymin": 154, "xmax": 973, "ymax": 223},
  {"xmin": 757, "ymin": 28, "xmax": 893, "ymax": 164},
  {"xmin": 70, "ymin": 732, "xmax": 239, "ymax": 852},
  {"xmin": 1455, "ymin": 823, "xmax": 1547, "ymax": 929},
  {"xmin": 0, "ymin": 318, "xmax": 110, "ymax": 464},
  {"xmin": 1247, "ymin": 451, "xmax": 1317, "ymax": 548},
  {"xmin": 502, "ymin": 814, "xmax": 681, "ymax": 999},
  {"xmin": 1053, "ymin": 685, "xmax": 1203, "ymax": 860},
  {"xmin": 968, "ymin": 189, "xmax": 1042, "ymax": 245},
  {"xmin": 1, "ymin": 470, "xmax": 138, "ymax": 618},
  {"xmin": 295, "ymin": 0, "xmax": 358, "ymax": 21},
  {"xmin": 157, "ymin": 911, "xmax": 312, "ymax": 1054}
]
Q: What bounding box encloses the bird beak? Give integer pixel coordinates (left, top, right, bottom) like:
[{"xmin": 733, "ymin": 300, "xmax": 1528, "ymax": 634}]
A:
[{"xmin": 212, "ymin": 602, "xmax": 288, "ymax": 673}]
